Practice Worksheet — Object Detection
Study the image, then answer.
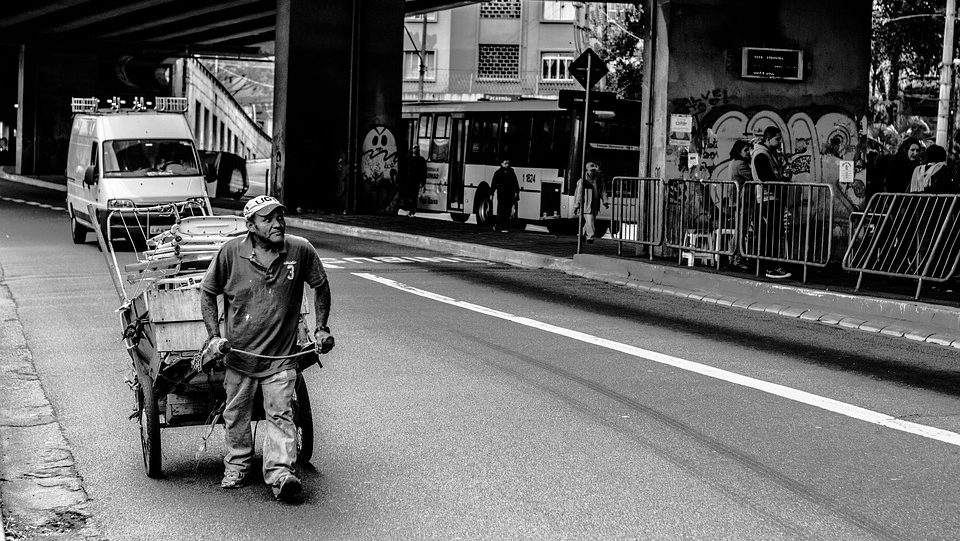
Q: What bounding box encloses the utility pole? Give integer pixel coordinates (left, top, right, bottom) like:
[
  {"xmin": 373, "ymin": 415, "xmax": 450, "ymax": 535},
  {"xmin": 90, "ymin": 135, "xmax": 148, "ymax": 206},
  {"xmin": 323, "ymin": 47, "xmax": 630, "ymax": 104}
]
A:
[
  {"xmin": 936, "ymin": 0, "xmax": 957, "ymax": 147},
  {"xmin": 418, "ymin": 15, "xmax": 428, "ymax": 102}
]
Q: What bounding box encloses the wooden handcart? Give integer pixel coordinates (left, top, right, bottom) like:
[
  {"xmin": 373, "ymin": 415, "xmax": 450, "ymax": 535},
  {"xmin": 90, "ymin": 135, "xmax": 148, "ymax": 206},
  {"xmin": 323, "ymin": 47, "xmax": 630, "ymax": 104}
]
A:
[{"xmin": 92, "ymin": 202, "xmax": 316, "ymax": 478}]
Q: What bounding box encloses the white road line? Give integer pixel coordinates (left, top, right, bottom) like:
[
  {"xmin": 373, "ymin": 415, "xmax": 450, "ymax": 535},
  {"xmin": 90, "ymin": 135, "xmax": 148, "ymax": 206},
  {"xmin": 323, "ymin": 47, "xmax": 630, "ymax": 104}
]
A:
[
  {"xmin": 354, "ymin": 272, "xmax": 960, "ymax": 448},
  {"xmin": 0, "ymin": 196, "xmax": 66, "ymax": 212}
]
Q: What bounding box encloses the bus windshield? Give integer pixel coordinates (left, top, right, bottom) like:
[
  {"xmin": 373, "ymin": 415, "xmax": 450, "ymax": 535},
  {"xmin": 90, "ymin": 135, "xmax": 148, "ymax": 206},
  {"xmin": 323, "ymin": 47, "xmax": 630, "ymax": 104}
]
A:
[{"xmin": 102, "ymin": 139, "xmax": 200, "ymax": 178}]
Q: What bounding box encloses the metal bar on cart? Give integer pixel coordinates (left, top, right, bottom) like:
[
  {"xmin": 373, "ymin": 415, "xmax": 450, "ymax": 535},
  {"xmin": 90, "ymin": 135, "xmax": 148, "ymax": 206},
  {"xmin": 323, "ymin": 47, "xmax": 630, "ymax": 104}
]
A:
[{"xmin": 90, "ymin": 204, "xmax": 129, "ymax": 303}]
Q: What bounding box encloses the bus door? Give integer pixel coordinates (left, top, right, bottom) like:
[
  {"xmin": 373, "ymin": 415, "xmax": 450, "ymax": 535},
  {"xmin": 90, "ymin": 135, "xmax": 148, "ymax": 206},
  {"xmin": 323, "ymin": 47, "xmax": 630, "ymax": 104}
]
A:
[{"xmin": 447, "ymin": 116, "xmax": 466, "ymax": 212}]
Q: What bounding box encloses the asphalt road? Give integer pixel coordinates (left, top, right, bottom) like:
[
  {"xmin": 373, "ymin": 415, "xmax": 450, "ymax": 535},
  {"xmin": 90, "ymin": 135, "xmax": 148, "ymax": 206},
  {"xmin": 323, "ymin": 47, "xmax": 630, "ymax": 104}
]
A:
[{"xmin": 1, "ymin": 180, "xmax": 960, "ymax": 540}]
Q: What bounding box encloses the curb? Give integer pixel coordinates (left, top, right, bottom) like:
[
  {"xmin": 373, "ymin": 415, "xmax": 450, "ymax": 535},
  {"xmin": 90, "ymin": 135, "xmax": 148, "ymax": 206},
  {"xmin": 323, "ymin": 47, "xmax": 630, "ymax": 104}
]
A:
[
  {"xmin": 274, "ymin": 213, "xmax": 960, "ymax": 350},
  {"xmin": 0, "ymin": 168, "xmax": 66, "ymax": 193}
]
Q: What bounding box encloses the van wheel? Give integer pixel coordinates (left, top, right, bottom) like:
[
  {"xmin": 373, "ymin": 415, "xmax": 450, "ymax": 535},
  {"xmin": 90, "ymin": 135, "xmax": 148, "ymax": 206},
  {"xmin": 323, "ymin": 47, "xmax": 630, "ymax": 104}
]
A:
[
  {"xmin": 450, "ymin": 213, "xmax": 470, "ymax": 223},
  {"xmin": 70, "ymin": 214, "xmax": 89, "ymax": 244}
]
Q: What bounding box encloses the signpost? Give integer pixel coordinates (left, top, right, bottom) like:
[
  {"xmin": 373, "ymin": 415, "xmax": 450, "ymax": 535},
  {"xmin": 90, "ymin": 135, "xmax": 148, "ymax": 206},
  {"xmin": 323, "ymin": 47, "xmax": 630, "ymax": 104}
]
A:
[{"xmin": 569, "ymin": 48, "xmax": 608, "ymax": 254}]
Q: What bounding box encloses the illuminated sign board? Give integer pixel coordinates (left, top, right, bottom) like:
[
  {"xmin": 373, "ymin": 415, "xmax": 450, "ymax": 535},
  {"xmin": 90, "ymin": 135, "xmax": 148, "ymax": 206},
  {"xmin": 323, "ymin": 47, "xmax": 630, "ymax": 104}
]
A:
[{"xmin": 741, "ymin": 47, "xmax": 805, "ymax": 81}]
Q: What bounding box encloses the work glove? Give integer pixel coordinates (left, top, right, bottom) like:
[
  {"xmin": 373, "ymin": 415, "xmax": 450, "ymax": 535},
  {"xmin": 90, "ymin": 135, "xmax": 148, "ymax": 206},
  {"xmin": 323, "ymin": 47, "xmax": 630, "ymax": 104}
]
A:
[{"xmin": 195, "ymin": 337, "xmax": 231, "ymax": 372}]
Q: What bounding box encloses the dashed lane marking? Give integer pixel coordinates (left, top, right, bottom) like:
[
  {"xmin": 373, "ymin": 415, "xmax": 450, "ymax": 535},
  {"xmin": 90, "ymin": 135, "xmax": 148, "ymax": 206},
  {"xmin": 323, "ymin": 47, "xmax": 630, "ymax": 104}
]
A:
[
  {"xmin": 0, "ymin": 195, "xmax": 66, "ymax": 212},
  {"xmin": 354, "ymin": 271, "xmax": 960, "ymax": 449}
]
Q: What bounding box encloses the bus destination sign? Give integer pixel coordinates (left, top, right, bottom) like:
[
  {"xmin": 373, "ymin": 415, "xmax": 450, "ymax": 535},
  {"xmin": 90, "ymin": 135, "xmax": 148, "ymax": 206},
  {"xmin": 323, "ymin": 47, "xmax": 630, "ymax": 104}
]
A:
[{"xmin": 740, "ymin": 47, "xmax": 804, "ymax": 81}]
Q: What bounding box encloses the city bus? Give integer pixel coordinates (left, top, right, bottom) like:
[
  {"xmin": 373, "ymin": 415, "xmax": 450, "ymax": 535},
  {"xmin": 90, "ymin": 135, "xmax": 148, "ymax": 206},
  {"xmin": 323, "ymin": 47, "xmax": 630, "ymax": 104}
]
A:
[{"xmin": 401, "ymin": 97, "xmax": 642, "ymax": 234}]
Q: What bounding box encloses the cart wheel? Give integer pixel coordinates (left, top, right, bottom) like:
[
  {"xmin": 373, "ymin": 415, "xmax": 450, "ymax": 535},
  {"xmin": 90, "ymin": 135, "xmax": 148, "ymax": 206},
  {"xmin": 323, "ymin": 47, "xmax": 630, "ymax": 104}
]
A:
[
  {"xmin": 136, "ymin": 368, "xmax": 162, "ymax": 478},
  {"xmin": 293, "ymin": 374, "xmax": 314, "ymax": 464}
]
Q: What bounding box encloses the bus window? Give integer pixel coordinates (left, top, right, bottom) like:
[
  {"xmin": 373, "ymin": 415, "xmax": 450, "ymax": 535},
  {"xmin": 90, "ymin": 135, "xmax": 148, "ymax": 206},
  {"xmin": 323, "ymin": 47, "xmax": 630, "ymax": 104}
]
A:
[
  {"xmin": 466, "ymin": 115, "xmax": 500, "ymax": 165},
  {"xmin": 499, "ymin": 113, "xmax": 532, "ymax": 167},
  {"xmin": 429, "ymin": 114, "xmax": 450, "ymax": 162},
  {"xmin": 417, "ymin": 114, "xmax": 432, "ymax": 155},
  {"xmin": 529, "ymin": 115, "xmax": 571, "ymax": 169}
]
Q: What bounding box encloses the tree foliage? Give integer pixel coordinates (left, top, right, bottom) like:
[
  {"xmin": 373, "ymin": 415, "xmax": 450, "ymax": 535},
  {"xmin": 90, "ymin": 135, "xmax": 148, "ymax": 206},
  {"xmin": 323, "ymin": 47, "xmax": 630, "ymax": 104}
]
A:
[
  {"xmin": 872, "ymin": 0, "xmax": 945, "ymax": 120},
  {"xmin": 583, "ymin": 3, "xmax": 646, "ymax": 100}
]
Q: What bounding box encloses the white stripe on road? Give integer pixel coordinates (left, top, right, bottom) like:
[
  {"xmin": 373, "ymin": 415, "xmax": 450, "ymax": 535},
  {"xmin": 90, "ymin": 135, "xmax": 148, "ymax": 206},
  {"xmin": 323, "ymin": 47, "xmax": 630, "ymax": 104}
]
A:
[
  {"xmin": 354, "ymin": 272, "xmax": 960, "ymax": 448},
  {"xmin": 0, "ymin": 196, "xmax": 66, "ymax": 212}
]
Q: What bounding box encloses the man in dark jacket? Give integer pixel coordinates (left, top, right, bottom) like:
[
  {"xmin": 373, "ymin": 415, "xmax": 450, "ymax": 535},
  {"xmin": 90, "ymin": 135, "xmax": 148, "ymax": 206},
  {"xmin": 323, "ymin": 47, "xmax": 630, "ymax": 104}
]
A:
[
  {"xmin": 490, "ymin": 158, "xmax": 520, "ymax": 232},
  {"xmin": 402, "ymin": 145, "xmax": 427, "ymax": 216}
]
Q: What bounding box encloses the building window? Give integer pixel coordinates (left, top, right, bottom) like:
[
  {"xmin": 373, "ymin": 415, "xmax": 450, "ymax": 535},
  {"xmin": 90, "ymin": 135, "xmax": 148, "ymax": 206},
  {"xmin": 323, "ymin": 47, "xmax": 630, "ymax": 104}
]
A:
[
  {"xmin": 403, "ymin": 51, "xmax": 436, "ymax": 81},
  {"xmin": 480, "ymin": 0, "xmax": 521, "ymax": 19},
  {"xmin": 405, "ymin": 11, "xmax": 438, "ymax": 22},
  {"xmin": 478, "ymin": 44, "xmax": 519, "ymax": 80},
  {"xmin": 541, "ymin": 53, "xmax": 574, "ymax": 81},
  {"xmin": 542, "ymin": 1, "xmax": 575, "ymax": 21}
]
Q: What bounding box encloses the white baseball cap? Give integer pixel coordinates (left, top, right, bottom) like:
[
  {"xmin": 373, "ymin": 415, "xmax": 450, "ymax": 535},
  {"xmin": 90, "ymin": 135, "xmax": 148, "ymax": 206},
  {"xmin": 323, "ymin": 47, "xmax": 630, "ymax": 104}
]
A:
[{"xmin": 243, "ymin": 195, "xmax": 286, "ymax": 219}]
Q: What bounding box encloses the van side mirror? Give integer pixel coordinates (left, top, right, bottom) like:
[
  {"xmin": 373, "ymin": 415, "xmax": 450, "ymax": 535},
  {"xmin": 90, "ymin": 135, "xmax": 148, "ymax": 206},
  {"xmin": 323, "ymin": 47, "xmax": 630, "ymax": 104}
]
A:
[
  {"xmin": 198, "ymin": 151, "xmax": 248, "ymax": 199},
  {"xmin": 83, "ymin": 165, "xmax": 98, "ymax": 185}
]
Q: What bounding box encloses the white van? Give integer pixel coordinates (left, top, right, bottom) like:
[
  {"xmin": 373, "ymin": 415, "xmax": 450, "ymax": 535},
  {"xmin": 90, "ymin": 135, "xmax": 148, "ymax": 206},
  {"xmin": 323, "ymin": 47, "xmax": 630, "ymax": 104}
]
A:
[{"xmin": 65, "ymin": 97, "xmax": 213, "ymax": 244}]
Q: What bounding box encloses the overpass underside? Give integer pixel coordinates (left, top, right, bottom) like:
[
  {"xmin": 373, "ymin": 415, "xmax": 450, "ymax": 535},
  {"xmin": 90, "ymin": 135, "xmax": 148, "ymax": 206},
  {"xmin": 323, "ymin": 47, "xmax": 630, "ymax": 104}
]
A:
[{"xmin": 0, "ymin": 0, "xmax": 471, "ymax": 213}]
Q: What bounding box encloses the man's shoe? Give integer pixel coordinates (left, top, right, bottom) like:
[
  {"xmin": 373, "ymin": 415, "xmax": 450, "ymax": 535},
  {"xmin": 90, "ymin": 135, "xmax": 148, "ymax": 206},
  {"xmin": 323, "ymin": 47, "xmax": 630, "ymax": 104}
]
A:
[
  {"xmin": 764, "ymin": 267, "xmax": 792, "ymax": 279},
  {"xmin": 221, "ymin": 470, "xmax": 247, "ymax": 489},
  {"xmin": 273, "ymin": 473, "xmax": 302, "ymax": 501},
  {"xmin": 585, "ymin": 237, "xmax": 595, "ymax": 244}
]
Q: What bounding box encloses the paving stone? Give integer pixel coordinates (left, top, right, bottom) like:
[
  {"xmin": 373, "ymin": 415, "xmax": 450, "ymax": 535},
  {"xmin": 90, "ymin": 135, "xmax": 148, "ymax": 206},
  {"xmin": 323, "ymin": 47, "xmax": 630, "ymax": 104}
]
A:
[
  {"xmin": 716, "ymin": 296, "xmax": 738, "ymax": 307},
  {"xmin": 799, "ymin": 310, "xmax": 827, "ymax": 321},
  {"xmin": 777, "ymin": 306, "xmax": 808, "ymax": 318},
  {"xmin": 818, "ymin": 313, "xmax": 845, "ymax": 325},
  {"xmin": 905, "ymin": 330, "xmax": 935, "ymax": 342},
  {"xmin": 838, "ymin": 317, "xmax": 868, "ymax": 329},
  {"xmin": 747, "ymin": 302, "xmax": 769, "ymax": 312},
  {"xmin": 763, "ymin": 304, "xmax": 787, "ymax": 314},
  {"xmin": 700, "ymin": 294, "xmax": 723, "ymax": 304},
  {"xmin": 879, "ymin": 325, "xmax": 909, "ymax": 338},
  {"xmin": 858, "ymin": 321, "xmax": 886, "ymax": 333},
  {"xmin": 731, "ymin": 299, "xmax": 754, "ymax": 309},
  {"xmin": 926, "ymin": 334, "xmax": 959, "ymax": 347},
  {"xmin": 686, "ymin": 292, "xmax": 706, "ymax": 301}
]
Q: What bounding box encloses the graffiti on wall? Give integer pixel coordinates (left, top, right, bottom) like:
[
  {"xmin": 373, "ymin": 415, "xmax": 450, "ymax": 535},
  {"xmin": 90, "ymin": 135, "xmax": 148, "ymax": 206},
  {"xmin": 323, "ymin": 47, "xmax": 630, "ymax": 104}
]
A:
[
  {"xmin": 359, "ymin": 126, "xmax": 400, "ymax": 212},
  {"xmin": 668, "ymin": 94, "xmax": 867, "ymax": 226}
]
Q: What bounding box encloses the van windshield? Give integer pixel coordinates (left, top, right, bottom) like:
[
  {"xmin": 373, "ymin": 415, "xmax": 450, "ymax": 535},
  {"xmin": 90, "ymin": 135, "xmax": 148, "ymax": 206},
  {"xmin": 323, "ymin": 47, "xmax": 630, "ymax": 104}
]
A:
[{"xmin": 102, "ymin": 139, "xmax": 200, "ymax": 177}]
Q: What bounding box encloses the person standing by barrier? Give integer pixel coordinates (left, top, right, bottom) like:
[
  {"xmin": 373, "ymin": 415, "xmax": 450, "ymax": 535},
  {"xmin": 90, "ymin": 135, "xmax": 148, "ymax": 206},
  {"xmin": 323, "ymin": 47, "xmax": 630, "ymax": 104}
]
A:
[
  {"xmin": 910, "ymin": 144, "xmax": 955, "ymax": 194},
  {"xmin": 877, "ymin": 137, "xmax": 921, "ymax": 195},
  {"xmin": 402, "ymin": 145, "xmax": 427, "ymax": 216},
  {"xmin": 574, "ymin": 162, "xmax": 609, "ymax": 243},
  {"xmin": 751, "ymin": 127, "xmax": 793, "ymax": 279},
  {"xmin": 491, "ymin": 158, "xmax": 520, "ymax": 232},
  {"xmin": 724, "ymin": 140, "xmax": 753, "ymax": 270}
]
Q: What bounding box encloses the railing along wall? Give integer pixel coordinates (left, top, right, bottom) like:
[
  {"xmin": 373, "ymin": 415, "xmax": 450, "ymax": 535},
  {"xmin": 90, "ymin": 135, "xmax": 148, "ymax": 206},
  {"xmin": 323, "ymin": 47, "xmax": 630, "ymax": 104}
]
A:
[
  {"xmin": 738, "ymin": 182, "xmax": 834, "ymax": 283},
  {"xmin": 664, "ymin": 179, "xmax": 740, "ymax": 269},
  {"xmin": 842, "ymin": 193, "xmax": 960, "ymax": 299},
  {"xmin": 609, "ymin": 177, "xmax": 664, "ymax": 257}
]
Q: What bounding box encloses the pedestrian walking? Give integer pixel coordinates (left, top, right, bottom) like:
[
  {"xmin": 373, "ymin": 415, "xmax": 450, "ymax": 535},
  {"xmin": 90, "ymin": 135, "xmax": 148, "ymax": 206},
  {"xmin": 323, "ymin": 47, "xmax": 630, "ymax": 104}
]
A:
[
  {"xmin": 402, "ymin": 145, "xmax": 427, "ymax": 216},
  {"xmin": 574, "ymin": 162, "xmax": 608, "ymax": 243},
  {"xmin": 751, "ymin": 126, "xmax": 793, "ymax": 279},
  {"xmin": 200, "ymin": 195, "xmax": 334, "ymax": 502},
  {"xmin": 909, "ymin": 144, "xmax": 955, "ymax": 194},
  {"xmin": 491, "ymin": 158, "xmax": 520, "ymax": 232}
]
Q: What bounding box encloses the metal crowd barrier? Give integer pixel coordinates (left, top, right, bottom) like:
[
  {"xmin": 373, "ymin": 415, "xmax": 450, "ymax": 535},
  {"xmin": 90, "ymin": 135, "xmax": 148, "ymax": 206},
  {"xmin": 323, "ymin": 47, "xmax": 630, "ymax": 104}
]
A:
[
  {"xmin": 842, "ymin": 192, "xmax": 960, "ymax": 298},
  {"xmin": 663, "ymin": 178, "xmax": 740, "ymax": 269},
  {"xmin": 739, "ymin": 182, "xmax": 834, "ymax": 283},
  {"xmin": 609, "ymin": 177, "xmax": 664, "ymax": 257}
]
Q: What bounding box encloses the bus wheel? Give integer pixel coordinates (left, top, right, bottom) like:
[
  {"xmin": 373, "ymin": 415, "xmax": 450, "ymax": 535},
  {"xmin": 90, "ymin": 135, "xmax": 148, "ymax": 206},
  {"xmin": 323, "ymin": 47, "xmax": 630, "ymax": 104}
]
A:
[
  {"xmin": 546, "ymin": 221, "xmax": 575, "ymax": 235},
  {"xmin": 450, "ymin": 213, "xmax": 470, "ymax": 223},
  {"xmin": 475, "ymin": 192, "xmax": 494, "ymax": 227},
  {"xmin": 595, "ymin": 221, "xmax": 610, "ymax": 238}
]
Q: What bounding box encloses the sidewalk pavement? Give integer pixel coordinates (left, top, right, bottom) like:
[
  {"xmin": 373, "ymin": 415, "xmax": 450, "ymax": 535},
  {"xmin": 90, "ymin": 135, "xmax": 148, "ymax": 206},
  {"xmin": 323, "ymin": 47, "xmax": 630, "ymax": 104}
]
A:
[{"xmin": 247, "ymin": 209, "xmax": 960, "ymax": 351}]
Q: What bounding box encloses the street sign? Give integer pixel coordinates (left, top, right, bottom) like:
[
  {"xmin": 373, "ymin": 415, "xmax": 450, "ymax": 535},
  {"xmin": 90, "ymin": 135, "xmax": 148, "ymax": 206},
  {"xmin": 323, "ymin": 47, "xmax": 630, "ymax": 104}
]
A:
[
  {"xmin": 558, "ymin": 89, "xmax": 618, "ymax": 111},
  {"xmin": 569, "ymin": 48, "xmax": 608, "ymax": 90}
]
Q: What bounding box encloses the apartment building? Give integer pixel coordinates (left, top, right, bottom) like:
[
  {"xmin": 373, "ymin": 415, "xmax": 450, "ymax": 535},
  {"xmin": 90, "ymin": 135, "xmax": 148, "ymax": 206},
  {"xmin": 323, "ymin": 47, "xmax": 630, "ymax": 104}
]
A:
[{"xmin": 402, "ymin": 0, "xmax": 586, "ymax": 101}]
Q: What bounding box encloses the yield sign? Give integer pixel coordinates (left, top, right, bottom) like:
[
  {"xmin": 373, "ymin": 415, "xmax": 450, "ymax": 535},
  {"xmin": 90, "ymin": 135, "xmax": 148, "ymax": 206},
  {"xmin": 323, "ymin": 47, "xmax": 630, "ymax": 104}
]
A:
[{"xmin": 569, "ymin": 48, "xmax": 608, "ymax": 90}]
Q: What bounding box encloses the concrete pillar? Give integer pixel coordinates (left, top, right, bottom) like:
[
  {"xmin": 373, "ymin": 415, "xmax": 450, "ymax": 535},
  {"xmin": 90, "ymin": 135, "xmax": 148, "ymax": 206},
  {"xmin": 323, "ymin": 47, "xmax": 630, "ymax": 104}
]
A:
[
  {"xmin": 15, "ymin": 46, "xmax": 98, "ymax": 176},
  {"xmin": 273, "ymin": 0, "xmax": 403, "ymax": 214}
]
